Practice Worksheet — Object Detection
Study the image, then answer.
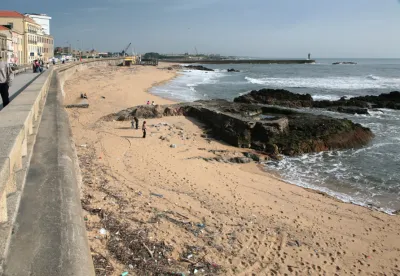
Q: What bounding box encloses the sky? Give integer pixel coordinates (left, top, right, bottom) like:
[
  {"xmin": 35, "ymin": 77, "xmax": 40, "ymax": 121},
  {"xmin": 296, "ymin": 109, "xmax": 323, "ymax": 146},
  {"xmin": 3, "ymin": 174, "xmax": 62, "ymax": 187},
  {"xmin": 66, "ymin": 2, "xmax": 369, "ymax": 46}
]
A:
[{"xmin": 3, "ymin": 0, "xmax": 400, "ymax": 58}]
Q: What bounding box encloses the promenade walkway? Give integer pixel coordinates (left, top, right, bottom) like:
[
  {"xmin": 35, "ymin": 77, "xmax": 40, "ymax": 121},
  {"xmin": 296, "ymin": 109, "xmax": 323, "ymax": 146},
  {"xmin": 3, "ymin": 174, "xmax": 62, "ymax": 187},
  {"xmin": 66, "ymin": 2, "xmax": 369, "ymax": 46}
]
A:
[{"xmin": 0, "ymin": 71, "xmax": 43, "ymax": 111}]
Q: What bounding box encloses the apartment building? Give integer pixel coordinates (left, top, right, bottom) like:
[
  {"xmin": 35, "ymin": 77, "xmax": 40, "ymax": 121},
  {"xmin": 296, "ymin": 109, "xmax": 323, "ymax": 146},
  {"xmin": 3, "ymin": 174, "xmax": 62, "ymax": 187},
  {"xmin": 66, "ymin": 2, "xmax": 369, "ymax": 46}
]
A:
[
  {"xmin": 0, "ymin": 32, "xmax": 6, "ymax": 60},
  {"xmin": 0, "ymin": 25, "xmax": 23, "ymax": 64},
  {"xmin": 0, "ymin": 11, "xmax": 54, "ymax": 64}
]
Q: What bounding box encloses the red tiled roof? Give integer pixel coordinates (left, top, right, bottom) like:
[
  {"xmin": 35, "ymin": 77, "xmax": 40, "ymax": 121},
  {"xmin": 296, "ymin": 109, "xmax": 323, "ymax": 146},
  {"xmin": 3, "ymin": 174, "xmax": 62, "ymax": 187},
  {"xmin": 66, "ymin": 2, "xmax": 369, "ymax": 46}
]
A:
[
  {"xmin": 0, "ymin": 11, "xmax": 24, "ymax": 18},
  {"xmin": 24, "ymin": 16, "xmax": 40, "ymax": 25},
  {"xmin": 0, "ymin": 26, "xmax": 11, "ymax": 31}
]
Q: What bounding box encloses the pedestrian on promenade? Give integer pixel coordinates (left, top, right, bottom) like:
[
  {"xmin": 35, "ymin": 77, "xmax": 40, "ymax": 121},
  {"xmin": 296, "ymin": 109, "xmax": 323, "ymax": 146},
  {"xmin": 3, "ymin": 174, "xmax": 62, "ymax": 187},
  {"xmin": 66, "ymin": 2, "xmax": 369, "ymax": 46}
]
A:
[
  {"xmin": 134, "ymin": 117, "xmax": 139, "ymax": 129},
  {"xmin": 142, "ymin": 121, "xmax": 147, "ymax": 138},
  {"xmin": 0, "ymin": 57, "xmax": 13, "ymax": 108},
  {"xmin": 35, "ymin": 60, "xmax": 40, "ymax": 73}
]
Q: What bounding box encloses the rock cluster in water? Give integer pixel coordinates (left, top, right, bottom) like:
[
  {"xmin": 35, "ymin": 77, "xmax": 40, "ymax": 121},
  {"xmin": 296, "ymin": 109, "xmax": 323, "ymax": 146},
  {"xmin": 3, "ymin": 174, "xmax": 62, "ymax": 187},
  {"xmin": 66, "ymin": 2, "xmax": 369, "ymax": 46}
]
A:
[
  {"xmin": 105, "ymin": 99, "xmax": 374, "ymax": 157},
  {"xmin": 234, "ymin": 88, "xmax": 400, "ymax": 114},
  {"xmin": 332, "ymin": 61, "xmax": 357, "ymax": 65}
]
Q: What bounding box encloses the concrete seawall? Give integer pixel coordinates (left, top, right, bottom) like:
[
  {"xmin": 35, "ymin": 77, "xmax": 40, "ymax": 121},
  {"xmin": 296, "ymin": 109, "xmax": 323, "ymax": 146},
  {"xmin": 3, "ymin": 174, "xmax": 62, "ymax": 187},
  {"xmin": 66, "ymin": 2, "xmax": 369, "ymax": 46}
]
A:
[{"xmin": 0, "ymin": 59, "xmax": 122, "ymax": 275}]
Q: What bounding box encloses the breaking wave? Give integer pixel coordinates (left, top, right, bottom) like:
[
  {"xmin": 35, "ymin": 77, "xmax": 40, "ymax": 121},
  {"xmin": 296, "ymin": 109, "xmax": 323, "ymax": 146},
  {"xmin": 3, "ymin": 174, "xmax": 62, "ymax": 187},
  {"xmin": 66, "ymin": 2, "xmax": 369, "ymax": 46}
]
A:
[{"xmin": 245, "ymin": 75, "xmax": 400, "ymax": 90}]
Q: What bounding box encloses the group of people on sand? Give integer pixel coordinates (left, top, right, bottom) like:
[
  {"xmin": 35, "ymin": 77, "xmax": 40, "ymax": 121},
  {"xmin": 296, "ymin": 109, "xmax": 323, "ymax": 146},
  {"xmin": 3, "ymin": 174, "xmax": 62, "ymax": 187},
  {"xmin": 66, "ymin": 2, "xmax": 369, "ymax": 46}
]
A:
[{"xmin": 131, "ymin": 116, "xmax": 147, "ymax": 138}]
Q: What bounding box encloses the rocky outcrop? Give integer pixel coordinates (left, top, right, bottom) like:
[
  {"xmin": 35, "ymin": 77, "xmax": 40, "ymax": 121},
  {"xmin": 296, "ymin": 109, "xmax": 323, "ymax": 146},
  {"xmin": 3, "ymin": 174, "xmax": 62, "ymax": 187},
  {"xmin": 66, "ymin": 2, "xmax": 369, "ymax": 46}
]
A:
[
  {"xmin": 234, "ymin": 89, "xmax": 313, "ymax": 108},
  {"xmin": 234, "ymin": 89, "xmax": 400, "ymax": 113},
  {"xmin": 108, "ymin": 104, "xmax": 184, "ymax": 121},
  {"xmin": 227, "ymin": 68, "xmax": 240, "ymax": 72},
  {"xmin": 184, "ymin": 65, "xmax": 214, "ymax": 71},
  {"xmin": 332, "ymin": 62, "xmax": 357, "ymax": 65},
  {"xmin": 106, "ymin": 100, "xmax": 374, "ymax": 157}
]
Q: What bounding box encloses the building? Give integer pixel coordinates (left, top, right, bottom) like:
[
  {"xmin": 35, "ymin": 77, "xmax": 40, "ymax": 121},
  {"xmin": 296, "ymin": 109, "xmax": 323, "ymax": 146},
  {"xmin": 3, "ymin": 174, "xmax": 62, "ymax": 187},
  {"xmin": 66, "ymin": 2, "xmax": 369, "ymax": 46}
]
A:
[
  {"xmin": 24, "ymin": 16, "xmax": 40, "ymax": 63},
  {"xmin": 42, "ymin": 34, "xmax": 54, "ymax": 62},
  {"xmin": 0, "ymin": 10, "xmax": 54, "ymax": 64},
  {"xmin": 0, "ymin": 11, "xmax": 25, "ymax": 63},
  {"xmin": 62, "ymin": 46, "xmax": 71, "ymax": 55},
  {"xmin": 0, "ymin": 33, "xmax": 6, "ymax": 60},
  {"xmin": 82, "ymin": 49, "xmax": 98, "ymax": 58},
  {"xmin": 0, "ymin": 27, "xmax": 11, "ymax": 62},
  {"xmin": 25, "ymin": 13, "xmax": 51, "ymax": 35},
  {"xmin": 0, "ymin": 25, "xmax": 24, "ymax": 64},
  {"xmin": 11, "ymin": 29, "xmax": 23, "ymax": 64}
]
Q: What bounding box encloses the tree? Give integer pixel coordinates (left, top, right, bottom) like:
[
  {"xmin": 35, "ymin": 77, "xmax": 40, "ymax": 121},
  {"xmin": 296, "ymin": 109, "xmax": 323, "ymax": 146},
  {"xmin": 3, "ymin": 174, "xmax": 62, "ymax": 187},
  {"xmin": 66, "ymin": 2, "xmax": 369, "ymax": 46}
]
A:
[{"xmin": 143, "ymin": 52, "xmax": 167, "ymax": 59}]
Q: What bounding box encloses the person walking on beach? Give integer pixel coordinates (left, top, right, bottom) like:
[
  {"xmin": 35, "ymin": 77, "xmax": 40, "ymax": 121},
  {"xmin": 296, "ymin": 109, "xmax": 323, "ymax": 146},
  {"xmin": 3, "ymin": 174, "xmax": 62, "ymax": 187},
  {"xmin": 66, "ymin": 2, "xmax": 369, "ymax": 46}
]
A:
[
  {"xmin": 142, "ymin": 121, "xmax": 147, "ymax": 138},
  {"xmin": 0, "ymin": 57, "xmax": 13, "ymax": 108},
  {"xmin": 134, "ymin": 116, "xmax": 139, "ymax": 129}
]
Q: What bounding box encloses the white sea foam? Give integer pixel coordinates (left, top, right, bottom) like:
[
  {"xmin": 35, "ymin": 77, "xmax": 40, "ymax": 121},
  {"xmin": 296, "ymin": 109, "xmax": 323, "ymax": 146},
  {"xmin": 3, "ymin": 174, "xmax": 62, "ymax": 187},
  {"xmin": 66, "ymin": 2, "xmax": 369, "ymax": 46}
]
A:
[
  {"xmin": 150, "ymin": 69, "xmax": 225, "ymax": 102},
  {"xmin": 245, "ymin": 75, "xmax": 400, "ymax": 90},
  {"xmin": 312, "ymin": 94, "xmax": 342, "ymax": 101},
  {"xmin": 264, "ymin": 154, "xmax": 397, "ymax": 214}
]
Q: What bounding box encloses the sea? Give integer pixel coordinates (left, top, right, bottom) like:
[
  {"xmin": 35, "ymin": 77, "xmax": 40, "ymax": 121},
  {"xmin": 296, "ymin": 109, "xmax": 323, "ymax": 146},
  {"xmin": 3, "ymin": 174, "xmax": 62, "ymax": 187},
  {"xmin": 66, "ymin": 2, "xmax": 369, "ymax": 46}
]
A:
[{"xmin": 150, "ymin": 58, "xmax": 400, "ymax": 214}]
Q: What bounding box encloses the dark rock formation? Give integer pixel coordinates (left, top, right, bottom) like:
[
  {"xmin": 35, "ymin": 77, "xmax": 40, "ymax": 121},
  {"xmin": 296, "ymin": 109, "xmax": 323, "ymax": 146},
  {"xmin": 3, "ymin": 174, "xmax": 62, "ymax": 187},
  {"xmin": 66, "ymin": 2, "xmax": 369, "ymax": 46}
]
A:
[
  {"xmin": 312, "ymin": 91, "xmax": 400, "ymax": 110},
  {"xmin": 227, "ymin": 68, "xmax": 240, "ymax": 72},
  {"xmin": 234, "ymin": 89, "xmax": 400, "ymax": 113},
  {"xmin": 106, "ymin": 100, "xmax": 374, "ymax": 157},
  {"xmin": 111, "ymin": 104, "xmax": 184, "ymax": 121},
  {"xmin": 184, "ymin": 65, "xmax": 214, "ymax": 71},
  {"xmin": 332, "ymin": 62, "xmax": 357, "ymax": 65},
  {"xmin": 234, "ymin": 89, "xmax": 313, "ymax": 108},
  {"xmin": 328, "ymin": 106, "xmax": 369, "ymax": 115}
]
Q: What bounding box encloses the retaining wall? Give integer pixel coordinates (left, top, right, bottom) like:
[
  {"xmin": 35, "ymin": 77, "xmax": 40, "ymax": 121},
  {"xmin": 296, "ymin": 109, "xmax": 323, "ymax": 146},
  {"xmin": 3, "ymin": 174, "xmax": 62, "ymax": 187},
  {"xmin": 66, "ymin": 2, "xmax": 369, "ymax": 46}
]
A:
[{"xmin": 0, "ymin": 58, "xmax": 123, "ymax": 274}]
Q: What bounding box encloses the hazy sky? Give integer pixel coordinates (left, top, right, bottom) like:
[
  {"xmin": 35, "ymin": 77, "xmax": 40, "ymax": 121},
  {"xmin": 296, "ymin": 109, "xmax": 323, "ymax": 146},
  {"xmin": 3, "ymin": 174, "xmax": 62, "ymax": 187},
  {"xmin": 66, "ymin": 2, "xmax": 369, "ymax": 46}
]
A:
[{"xmin": 4, "ymin": 0, "xmax": 400, "ymax": 58}]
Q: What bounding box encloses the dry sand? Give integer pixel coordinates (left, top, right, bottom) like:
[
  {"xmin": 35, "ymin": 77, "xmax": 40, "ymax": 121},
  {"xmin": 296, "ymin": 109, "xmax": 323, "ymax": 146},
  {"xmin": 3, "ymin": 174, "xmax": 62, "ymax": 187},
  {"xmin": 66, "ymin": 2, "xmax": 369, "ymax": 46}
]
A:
[{"xmin": 64, "ymin": 64, "xmax": 400, "ymax": 275}]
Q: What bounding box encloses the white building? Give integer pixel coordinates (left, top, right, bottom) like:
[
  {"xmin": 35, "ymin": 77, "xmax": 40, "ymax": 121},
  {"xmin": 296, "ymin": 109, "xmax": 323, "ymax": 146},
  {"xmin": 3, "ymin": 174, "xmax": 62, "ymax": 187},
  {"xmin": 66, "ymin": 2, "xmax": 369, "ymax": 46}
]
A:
[{"xmin": 25, "ymin": 13, "xmax": 51, "ymax": 35}]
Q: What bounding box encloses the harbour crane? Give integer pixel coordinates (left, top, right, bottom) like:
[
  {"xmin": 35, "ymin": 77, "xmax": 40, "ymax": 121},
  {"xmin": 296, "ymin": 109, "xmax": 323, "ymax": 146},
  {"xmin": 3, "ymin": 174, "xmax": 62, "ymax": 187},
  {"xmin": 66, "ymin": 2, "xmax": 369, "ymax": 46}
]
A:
[{"xmin": 121, "ymin": 43, "xmax": 132, "ymax": 57}]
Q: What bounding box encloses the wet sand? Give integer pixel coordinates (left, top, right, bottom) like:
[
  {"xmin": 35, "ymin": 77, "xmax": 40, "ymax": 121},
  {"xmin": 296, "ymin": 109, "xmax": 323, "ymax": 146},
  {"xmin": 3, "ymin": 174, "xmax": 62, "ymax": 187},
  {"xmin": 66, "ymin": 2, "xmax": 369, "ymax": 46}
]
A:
[{"xmin": 64, "ymin": 64, "xmax": 400, "ymax": 275}]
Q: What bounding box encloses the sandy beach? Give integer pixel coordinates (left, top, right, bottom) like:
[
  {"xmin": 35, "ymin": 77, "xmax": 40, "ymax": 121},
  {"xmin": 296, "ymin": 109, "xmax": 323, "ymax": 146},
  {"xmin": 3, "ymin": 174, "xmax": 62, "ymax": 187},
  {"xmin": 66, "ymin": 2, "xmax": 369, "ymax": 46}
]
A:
[{"xmin": 64, "ymin": 63, "xmax": 400, "ymax": 275}]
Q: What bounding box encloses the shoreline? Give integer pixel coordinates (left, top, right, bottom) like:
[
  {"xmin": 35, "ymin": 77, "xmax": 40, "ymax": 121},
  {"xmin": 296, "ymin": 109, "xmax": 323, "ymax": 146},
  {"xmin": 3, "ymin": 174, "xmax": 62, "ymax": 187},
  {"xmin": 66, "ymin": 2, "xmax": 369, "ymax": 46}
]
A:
[
  {"xmin": 64, "ymin": 64, "xmax": 400, "ymax": 275},
  {"xmin": 147, "ymin": 65, "xmax": 397, "ymax": 215}
]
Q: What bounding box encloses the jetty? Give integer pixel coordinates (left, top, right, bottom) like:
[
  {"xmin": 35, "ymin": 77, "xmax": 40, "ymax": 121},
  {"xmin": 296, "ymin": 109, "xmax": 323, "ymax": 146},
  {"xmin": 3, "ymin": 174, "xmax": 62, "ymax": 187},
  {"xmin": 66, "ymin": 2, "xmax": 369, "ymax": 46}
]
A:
[{"xmin": 160, "ymin": 59, "xmax": 315, "ymax": 65}]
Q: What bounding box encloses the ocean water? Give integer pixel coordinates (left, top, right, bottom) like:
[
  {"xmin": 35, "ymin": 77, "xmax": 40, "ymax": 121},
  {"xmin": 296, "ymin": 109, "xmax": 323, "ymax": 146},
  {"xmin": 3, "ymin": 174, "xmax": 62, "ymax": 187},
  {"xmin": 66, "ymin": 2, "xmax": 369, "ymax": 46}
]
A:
[{"xmin": 150, "ymin": 59, "xmax": 400, "ymax": 213}]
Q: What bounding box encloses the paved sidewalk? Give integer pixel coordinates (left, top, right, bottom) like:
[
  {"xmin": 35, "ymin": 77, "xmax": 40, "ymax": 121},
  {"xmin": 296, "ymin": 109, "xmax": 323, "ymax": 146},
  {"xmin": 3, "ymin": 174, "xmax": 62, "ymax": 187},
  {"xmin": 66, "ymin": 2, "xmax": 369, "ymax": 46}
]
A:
[
  {"xmin": 0, "ymin": 71, "xmax": 43, "ymax": 111},
  {"xmin": 3, "ymin": 72, "xmax": 95, "ymax": 276}
]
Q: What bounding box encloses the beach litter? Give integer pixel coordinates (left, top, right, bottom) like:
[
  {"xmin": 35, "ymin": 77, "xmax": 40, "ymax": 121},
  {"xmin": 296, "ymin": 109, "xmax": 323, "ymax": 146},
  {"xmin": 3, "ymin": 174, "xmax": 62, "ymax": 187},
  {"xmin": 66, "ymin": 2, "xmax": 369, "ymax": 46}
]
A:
[
  {"xmin": 150, "ymin": 193, "xmax": 164, "ymax": 198},
  {"xmin": 100, "ymin": 228, "xmax": 107, "ymax": 235},
  {"xmin": 170, "ymin": 144, "xmax": 177, "ymax": 148},
  {"xmin": 121, "ymin": 272, "xmax": 129, "ymax": 276},
  {"xmin": 197, "ymin": 223, "xmax": 206, "ymax": 229}
]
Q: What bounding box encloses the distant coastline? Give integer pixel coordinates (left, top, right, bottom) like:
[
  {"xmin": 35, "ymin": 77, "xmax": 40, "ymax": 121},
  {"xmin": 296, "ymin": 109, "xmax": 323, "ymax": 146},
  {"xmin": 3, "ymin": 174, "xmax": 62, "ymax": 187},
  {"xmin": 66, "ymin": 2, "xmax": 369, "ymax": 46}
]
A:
[{"xmin": 159, "ymin": 59, "xmax": 315, "ymax": 64}]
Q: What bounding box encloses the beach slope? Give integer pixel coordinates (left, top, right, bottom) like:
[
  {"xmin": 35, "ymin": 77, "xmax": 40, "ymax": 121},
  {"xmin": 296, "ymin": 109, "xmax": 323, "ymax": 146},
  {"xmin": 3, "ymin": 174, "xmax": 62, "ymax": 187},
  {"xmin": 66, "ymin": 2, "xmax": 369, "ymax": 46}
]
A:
[{"xmin": 64, "ymin": 64, "xmax": 400, "ymax": 275}]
